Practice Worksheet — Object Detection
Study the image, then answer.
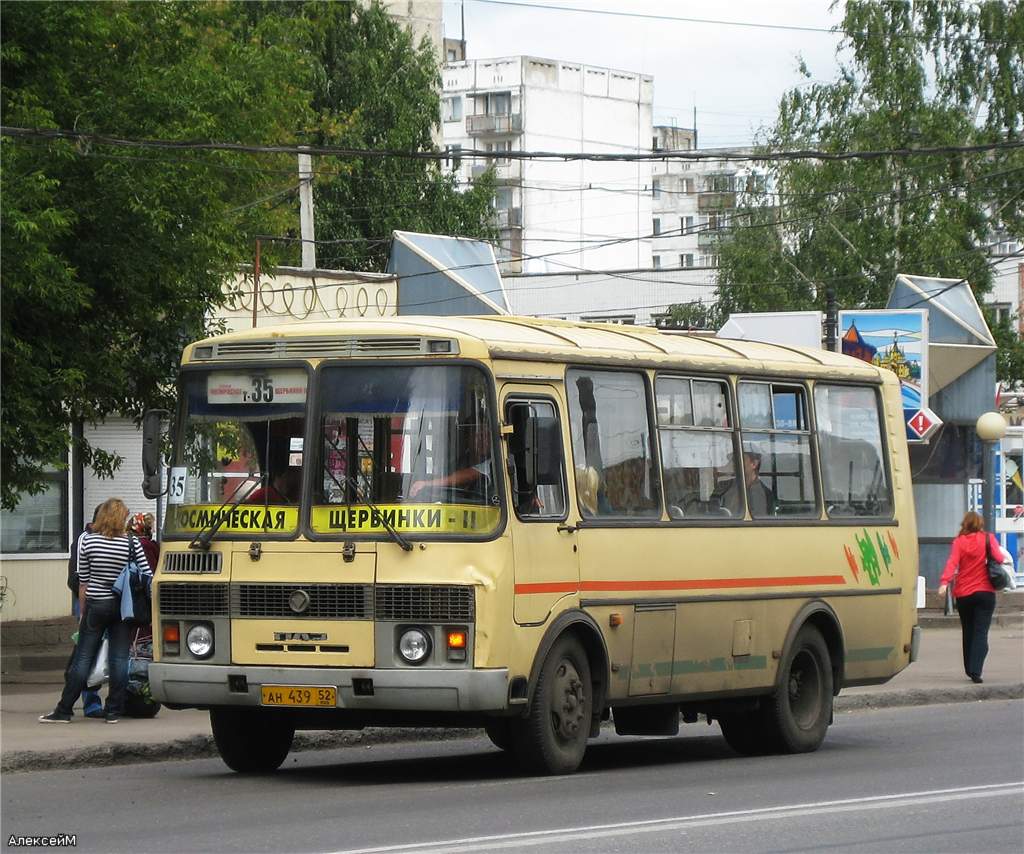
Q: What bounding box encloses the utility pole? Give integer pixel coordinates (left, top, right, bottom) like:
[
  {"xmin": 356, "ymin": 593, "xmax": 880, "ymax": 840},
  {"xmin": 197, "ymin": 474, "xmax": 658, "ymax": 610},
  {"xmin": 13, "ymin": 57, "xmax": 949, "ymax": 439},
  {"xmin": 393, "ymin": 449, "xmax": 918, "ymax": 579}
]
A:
[
  {"xmin": 824, "ymin": 287, "xmax": 839, "ymax": 352},
  {"xmin": 298, "ymin": 147, "xmax": 316, "ymax": 270}
]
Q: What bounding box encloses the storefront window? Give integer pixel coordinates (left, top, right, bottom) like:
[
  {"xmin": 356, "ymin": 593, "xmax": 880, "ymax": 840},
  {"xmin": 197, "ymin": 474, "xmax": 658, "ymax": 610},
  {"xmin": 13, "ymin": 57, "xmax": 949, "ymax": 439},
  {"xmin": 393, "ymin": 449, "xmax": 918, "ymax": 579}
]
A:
[{"xmin": 0, "ymin": 470, "xmax": 69, "ymax": 554}]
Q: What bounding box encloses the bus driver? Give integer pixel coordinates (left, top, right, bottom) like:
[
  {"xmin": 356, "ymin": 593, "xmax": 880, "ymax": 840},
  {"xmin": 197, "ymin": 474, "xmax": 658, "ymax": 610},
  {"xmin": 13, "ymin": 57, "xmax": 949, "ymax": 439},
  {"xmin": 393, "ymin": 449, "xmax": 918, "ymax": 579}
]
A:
[{"xmin": 408, "ymin": 423, "xmax": 492, "ymax": 501}]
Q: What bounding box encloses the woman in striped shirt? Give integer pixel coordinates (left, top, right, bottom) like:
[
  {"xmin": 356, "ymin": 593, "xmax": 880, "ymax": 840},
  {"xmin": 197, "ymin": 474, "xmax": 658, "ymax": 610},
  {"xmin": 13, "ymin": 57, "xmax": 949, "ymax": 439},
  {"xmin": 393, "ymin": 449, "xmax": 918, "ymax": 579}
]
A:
[{"xmin": 40, "ymin": 498, "xmax": 151, "ymax": 724}]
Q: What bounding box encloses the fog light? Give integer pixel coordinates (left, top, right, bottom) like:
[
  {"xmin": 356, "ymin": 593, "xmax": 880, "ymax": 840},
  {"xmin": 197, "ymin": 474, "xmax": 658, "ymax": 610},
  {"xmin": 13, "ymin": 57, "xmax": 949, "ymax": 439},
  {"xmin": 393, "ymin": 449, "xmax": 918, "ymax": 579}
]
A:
[
  {"xmin": 398, "ymin": 628, "xmax": 431, "ymax": 665},
  {"xmin": 186, "ymin": 624, "xmax": 214, "ymax": 659}
]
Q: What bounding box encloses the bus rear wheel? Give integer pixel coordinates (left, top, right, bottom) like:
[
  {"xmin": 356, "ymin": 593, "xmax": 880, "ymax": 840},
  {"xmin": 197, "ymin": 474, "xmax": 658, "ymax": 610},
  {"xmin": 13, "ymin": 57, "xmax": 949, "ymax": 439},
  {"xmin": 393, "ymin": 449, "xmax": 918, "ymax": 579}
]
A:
[
  {"xmin": 210, "ymin": 708, "xmax": 295, "ymax": 773},
  {"xmin": 763, "ymin": 625, "xmax": 833, "ymax": 753},
  {"xmin": 513, "ymin": 635, "xmax": 592, "ymax": 775}
]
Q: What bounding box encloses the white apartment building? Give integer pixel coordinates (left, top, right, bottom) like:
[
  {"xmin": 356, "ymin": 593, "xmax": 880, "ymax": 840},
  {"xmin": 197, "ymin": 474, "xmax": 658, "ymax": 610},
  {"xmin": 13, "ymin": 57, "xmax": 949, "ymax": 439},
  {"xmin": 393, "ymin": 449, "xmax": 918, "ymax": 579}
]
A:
[
  {"xmin": 442, "ymin": 56, "xmax": 654, "ymax": 273},
  {"xmin": 649, "ymin": 126, "xmax": 764, "ymax": 277}
]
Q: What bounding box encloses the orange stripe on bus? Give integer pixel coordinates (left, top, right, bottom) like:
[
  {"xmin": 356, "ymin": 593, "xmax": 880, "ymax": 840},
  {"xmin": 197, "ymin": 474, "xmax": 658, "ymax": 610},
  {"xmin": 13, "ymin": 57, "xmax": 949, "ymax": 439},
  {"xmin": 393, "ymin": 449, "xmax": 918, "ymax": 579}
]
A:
[
  {"xmin": 513, "ymin": 581, "xmax": 582, "ymax": 595},
  {"xmin": 514, "ymin": 575, "xmax": 846, "ymax": 595}
]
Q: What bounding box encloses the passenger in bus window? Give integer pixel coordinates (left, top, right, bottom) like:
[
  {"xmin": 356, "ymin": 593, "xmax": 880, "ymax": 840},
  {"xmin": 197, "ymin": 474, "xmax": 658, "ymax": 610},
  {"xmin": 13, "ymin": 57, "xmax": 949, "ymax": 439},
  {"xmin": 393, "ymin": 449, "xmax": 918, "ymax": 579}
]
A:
[
  {"xmin": 409, "ymin": 423, "xmax": 492, "ymax": 501},
  {"xmin": 247, "ymin": 467, "xmax": 300, "ymax": 504},
  {"xmin": 723, "ymin": 450, "xmax": 775, "ymax": 517}
]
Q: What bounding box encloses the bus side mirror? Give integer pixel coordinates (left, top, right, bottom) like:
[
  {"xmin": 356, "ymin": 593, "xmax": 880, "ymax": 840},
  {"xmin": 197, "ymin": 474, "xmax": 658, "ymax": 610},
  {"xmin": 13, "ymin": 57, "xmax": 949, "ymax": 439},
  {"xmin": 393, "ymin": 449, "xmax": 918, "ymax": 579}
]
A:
[{"xmin": 142, "ymin": 409, "xmax": 168, "ymax": 499}]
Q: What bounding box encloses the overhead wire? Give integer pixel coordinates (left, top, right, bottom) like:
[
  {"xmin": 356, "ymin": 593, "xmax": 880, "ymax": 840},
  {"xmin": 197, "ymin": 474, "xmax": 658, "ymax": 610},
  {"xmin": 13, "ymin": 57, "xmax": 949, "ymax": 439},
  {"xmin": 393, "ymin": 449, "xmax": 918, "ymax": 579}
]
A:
[{"xmin": 4, "ymin": 125, "xmax": 1022, "ymax": 163}]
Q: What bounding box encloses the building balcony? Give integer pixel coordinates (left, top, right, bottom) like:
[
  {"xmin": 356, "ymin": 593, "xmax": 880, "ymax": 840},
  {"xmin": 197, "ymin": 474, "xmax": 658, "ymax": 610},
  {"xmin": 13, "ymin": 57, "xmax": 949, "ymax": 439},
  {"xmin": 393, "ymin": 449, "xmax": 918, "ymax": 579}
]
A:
[
  {"xmin": 472, "ymin": 160, "xmax": 523, "ymax": 183},
  {"xmin": 698, "ymin": 230, "xmax": 728, "ymax": 248},
  {"xmin": 495, "ymin": 207, "xmax": 522, "ymax": 229},
  {"xmin": 698, "ymin": 191, "xmax": 736, "ymax": 211},
  {"xmin": 466, "ymin": 112, "xmax": 523, "ymax": 135}
]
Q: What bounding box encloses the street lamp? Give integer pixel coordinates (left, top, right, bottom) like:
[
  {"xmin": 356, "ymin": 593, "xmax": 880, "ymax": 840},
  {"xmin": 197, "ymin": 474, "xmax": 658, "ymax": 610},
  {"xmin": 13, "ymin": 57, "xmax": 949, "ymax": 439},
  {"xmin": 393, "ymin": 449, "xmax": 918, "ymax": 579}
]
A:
[{"xmin": 976, "ymin": 411, "xmax": 1008, "ymax": 537}]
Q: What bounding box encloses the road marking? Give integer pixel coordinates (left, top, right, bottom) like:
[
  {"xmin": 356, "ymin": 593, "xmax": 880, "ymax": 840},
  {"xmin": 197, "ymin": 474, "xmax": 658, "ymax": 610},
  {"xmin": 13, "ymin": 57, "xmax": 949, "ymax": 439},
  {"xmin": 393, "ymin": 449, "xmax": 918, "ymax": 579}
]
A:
[{"xmin": 330, "ymin": 782, "xmax": 1024, "ymax": 854}]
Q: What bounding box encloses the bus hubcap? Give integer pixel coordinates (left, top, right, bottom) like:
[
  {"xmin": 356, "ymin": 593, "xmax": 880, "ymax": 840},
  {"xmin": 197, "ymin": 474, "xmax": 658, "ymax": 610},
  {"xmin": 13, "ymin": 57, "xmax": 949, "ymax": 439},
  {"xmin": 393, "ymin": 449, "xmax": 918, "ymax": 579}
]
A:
[{"xmin": 551, "ymin": 660, "xmax": 586, "ymax": 740}]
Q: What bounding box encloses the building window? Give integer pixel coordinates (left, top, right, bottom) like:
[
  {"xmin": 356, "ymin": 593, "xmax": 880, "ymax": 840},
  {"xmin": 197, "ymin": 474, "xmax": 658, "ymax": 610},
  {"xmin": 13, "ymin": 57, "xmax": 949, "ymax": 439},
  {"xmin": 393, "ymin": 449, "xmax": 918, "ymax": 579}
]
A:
[
  {"xmin": 0, "ymin": 468, "xmax": 69, "ymax": 554},
  {"xmin": 681, "ymin": 253, "xmax": 694, "ymax": 267},
  {"xmin": 474, "ymin": 91, "xmax": 511, "ymax": 116},
  {"xmin": 442, "ymin": 96, "xmax": 463, "ymax": 123},
  {"xmin": 446, "ymin": 144, "xmax": 462, "ymax": 170},
  {"xmin": 682, "ymin": 178, "xmax": 695, "ymax": 194},
  {"xmin": 653, "ymin": 218, "xmax": 661, "ymax": 236},
  {"xmin": 652, "ymin": 179, "xmax": 661, "ymax": 199},
  {"xmin": 494, "ymin": 187, "xmax": 513, "ymax": 211},
  {"xmin": 652, "ymin": 255, "xmax": 661, "ymax": 269},
  {"xmin": 680, "ymin": 215, "xmax": 694, "ymax": 233},
  {"xmin": 652, "ymin": 135, "xmax": 661, "ymax": 151}
]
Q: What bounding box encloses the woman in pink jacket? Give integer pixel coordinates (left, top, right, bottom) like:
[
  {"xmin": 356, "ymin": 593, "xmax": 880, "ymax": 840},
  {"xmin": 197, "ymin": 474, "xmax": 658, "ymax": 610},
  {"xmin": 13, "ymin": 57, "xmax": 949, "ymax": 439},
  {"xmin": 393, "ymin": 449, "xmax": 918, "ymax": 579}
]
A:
[{"xmin": 938, "ymin": 511, "xmax": 998, "ymax": 683}]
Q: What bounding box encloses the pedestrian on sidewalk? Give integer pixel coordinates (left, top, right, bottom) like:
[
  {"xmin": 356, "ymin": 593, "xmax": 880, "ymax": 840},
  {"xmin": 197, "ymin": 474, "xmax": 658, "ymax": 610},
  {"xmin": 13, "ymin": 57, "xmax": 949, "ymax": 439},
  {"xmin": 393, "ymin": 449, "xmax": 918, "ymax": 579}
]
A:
[
  {"xmin": 40, "ymin": 498, "xmax": 152, "ymax": 724},
  {"xmin": 938, "ymin": 511, "xmax": 999, "ymax": 684},
  {"xmin": 67, "ymin": 504, "xmax": 104, "ymax": 718}
]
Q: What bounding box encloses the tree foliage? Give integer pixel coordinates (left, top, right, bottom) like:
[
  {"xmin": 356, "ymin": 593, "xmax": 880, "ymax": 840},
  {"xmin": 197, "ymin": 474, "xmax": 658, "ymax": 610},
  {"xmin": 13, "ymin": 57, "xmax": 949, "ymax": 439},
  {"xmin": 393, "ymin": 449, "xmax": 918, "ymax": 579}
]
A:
[
  {"xmin": 1, "ymin": 1, "xmax": 498, "ymax": 509},
  {"xmin": 296, "ymin": 1, "xmax": 496, "ymax": 270},
  {"xmin": 696, "ymin": 0, "xmax": 1024, "ymax": 379}
]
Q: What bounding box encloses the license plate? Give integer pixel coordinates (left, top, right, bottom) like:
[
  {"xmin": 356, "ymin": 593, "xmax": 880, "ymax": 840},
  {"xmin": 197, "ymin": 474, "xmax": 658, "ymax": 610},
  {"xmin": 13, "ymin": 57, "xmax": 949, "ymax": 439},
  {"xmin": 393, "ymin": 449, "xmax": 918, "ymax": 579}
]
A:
[{"xmin": 260, "ymin": 685, "xmax": 337, "ymax": 708}]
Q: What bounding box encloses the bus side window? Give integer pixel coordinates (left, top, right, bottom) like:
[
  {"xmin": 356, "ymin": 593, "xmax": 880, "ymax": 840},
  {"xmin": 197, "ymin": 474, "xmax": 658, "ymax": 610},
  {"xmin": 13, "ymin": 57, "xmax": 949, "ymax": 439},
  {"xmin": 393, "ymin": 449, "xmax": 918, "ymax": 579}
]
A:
[
  {"xmin": 813, "ymin": 384, "xmax": 893, "ymax": 518},
  {"xmin": 567, "ymin": 369, "xmax": 660, "ymax": 518},
  {"xmin": 738, "ymin": 381, "xmax": 818, "ymax": 518},
  {"xmin": 506, "ymin": 400, "xmax": 567, "ymax": 519},
  {"xmin": 656, "ymin": 376, "xmax": 739, "ymax": 519}
]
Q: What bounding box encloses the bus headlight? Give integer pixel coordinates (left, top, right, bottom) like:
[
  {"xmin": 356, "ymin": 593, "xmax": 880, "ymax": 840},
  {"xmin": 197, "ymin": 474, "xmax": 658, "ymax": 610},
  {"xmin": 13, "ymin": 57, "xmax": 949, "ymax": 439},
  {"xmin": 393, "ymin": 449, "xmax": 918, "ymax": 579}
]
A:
[
  {"xmin": 186, "ymin": 624, "xmax": 214, "ymax": 659},
  {"xmin": 397, "ymin": 628, "xmax": 431, "ymax": 665}
]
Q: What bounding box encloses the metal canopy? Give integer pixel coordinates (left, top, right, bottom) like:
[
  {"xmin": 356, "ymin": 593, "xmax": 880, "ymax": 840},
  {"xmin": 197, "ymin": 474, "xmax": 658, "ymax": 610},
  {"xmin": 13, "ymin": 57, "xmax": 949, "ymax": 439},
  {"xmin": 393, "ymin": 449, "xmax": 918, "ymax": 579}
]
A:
[
  {"xmin": 387, "ymin": 231, "xmax": 509, "ymax": 317},
  {"xmin": 887, "ymin": 274, "xmax": 996, "ymax": 393}
]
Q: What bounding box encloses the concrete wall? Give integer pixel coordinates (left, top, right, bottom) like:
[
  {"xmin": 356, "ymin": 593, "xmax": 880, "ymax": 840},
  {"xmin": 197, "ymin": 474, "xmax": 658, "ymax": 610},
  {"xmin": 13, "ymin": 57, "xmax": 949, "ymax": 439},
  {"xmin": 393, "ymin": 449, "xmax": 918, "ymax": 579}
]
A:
[
  {"xmin": 443, "ymin": 56, "xmax": 653, "ymax": 275},
  {"xmin": 0, "ymin": 557, "xmax": 69, "ymax": 623},
  {"xmin": 504, "ymin": 267, "xmax": 718, "ymax": 325}
]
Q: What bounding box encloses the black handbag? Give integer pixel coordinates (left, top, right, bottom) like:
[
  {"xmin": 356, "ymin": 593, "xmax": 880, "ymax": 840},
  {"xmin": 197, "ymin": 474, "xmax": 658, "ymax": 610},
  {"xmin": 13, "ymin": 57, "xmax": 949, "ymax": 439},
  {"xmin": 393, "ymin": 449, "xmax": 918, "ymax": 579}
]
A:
[
  {"xmin": 986, "ymin": 533, "xmax": 1008, "ymax": 591},
  {"xmin": 126, "ymin": 535, "xmax": 153, "ymax": 626}
]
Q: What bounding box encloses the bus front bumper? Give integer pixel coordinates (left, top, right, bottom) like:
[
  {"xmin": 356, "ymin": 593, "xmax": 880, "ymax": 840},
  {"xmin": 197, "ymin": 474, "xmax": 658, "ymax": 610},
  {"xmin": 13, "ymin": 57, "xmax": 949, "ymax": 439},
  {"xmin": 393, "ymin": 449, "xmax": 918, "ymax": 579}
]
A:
[{"xmin": 149, "ymin": 662, "xmax": 510, "ymax": 712}]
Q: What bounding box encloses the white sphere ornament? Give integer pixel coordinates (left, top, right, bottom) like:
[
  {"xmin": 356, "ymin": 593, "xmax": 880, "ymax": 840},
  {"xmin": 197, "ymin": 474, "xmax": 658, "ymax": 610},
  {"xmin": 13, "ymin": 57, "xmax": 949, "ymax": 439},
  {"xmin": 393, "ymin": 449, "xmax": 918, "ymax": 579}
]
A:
[{"xmin": 975, "ymin": 411, "xmax": 1008, "ymax": 442}]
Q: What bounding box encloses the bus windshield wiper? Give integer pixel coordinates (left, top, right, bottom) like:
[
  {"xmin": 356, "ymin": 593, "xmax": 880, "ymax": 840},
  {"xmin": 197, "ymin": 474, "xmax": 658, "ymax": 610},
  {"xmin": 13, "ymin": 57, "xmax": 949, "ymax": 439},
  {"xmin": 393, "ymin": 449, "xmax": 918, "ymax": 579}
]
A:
[
  {"xmin": 189, "ymin": 474, "xmax": 264, "ymax": 552},
  {"xmin": 321, "ymin": 440, "xmax": 413, "ymax": 552}
]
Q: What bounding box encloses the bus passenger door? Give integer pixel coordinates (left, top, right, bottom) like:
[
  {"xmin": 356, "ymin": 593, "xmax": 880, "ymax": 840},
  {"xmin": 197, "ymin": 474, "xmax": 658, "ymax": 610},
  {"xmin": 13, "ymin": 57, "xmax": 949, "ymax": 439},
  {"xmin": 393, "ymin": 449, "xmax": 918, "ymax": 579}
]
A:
[{"xmin": 502, "ymin": 390, "xmax": 579, "ymax": 625}]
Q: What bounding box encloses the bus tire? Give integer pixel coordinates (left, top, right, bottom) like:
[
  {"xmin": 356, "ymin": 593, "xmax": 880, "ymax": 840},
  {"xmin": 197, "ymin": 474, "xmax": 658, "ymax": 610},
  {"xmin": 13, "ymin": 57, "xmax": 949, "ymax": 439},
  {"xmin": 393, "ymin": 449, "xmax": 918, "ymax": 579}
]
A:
[
  {"xmin": 210, "ymin": 708, "xmax": 295, "ymax": 773},
  {"xmin": 763, "ymin": 625, "xmax": 833, "ymax": 753},
  {"xmin": 484, "ymin": 719, "xmax": 515, "ymax": 752},
  {"xmin": 513, "ymin": 634, "xmax": 592, "ymax": 775}
]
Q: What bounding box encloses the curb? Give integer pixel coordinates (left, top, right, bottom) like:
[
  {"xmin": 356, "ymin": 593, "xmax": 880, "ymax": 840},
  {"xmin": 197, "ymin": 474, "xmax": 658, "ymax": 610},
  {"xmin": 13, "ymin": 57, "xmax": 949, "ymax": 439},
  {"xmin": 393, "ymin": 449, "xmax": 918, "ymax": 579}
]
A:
[
  {"xmin": 4, "ymin": 686, "xmax": 1022, "ymax": 774},
  {"xmin": 0, "ymin": 726, "xmax": 470, "ymax": 774}
]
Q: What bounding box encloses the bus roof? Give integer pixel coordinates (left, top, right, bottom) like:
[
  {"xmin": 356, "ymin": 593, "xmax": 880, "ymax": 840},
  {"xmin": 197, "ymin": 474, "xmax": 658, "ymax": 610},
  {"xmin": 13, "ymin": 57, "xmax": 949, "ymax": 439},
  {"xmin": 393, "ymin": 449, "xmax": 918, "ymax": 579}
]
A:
[{"xmin": 188, "ymin": 315, "xmax": 886, "ymax": 381}]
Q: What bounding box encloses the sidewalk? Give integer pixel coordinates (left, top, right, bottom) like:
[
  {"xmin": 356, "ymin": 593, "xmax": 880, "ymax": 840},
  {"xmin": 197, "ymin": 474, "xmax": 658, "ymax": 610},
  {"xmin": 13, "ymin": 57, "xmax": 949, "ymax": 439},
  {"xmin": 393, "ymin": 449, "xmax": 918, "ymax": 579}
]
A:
[{"xmin": 2, "ymin": 625, "xmax": 1021, "ymax": 773}]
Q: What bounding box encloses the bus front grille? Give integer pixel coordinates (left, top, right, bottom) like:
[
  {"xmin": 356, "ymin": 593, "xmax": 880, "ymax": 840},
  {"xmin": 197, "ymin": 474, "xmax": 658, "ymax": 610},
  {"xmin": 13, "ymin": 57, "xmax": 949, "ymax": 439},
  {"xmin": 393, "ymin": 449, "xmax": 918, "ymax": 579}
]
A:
[
  {"xmin": 162, "ymin": 552, "xmax": 223, "ymax": 574},
  {"xmin": 231, "ymin": 583, "xmax": 372, "ymax": 620},
  {"xmin": 159, "ymin": 582, "xmax": 230, "ymax": 616},
  {"xmin": 375, "ymin": 585, "xmax": 475, "ymax": 623}
]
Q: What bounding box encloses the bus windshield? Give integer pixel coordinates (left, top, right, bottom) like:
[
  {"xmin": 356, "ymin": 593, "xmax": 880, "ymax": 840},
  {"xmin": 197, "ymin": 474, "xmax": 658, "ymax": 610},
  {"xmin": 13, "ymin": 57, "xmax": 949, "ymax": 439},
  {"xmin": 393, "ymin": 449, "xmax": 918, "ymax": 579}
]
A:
[
  {"xmin": 310, "ymin": 364, "xmax": 501, "ymax": 538},
  {"xmin": 164, "ymin": 368, "xmax": 308, "ymax": 538}
]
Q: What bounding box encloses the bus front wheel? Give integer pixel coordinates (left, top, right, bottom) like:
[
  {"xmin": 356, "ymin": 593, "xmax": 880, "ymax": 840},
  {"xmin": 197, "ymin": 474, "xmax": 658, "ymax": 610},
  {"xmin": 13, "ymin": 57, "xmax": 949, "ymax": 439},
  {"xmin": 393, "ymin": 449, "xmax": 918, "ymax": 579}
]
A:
[
  {"xmin": 210, "ymin": 708, "xmax": 295, "ymax": 773},
  {"xmin": 763, "ymin": 625, "xmax": 833, "ymax": 753},
  {"xmin": 513, "ymin": 635, "xmax": 592, "ymax": 775}
]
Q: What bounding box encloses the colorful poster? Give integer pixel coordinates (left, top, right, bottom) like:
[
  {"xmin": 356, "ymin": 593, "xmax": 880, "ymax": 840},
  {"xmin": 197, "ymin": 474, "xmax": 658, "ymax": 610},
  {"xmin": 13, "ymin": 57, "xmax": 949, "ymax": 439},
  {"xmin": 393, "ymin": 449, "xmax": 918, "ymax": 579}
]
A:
[{"xmin": 838, "ymin": 309, "xmax": 928, "ymax": 442}]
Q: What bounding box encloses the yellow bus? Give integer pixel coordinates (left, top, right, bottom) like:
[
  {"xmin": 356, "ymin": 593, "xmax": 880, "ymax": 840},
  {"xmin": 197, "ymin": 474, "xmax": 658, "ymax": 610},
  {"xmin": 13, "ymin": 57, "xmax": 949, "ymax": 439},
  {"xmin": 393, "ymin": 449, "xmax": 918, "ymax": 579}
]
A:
[{"xmin": 142, "ymin": 316, "xmax": 920, "ymax": 775}]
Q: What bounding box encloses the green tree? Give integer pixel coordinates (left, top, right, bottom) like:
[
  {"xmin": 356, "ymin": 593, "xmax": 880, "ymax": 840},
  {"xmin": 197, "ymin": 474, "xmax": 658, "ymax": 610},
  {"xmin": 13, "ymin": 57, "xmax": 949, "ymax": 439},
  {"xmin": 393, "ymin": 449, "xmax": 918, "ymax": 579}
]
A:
[
  {"xmin": 1, "ymin": 1, "xmax": 312, "ymax": 509},
  {"xmin": 690, "ymin": 1, "xmax": 1024, "ymax": 379},
  {"xmin": 295, "ymin": 1, "xmax": 497, "ymax": 270}
]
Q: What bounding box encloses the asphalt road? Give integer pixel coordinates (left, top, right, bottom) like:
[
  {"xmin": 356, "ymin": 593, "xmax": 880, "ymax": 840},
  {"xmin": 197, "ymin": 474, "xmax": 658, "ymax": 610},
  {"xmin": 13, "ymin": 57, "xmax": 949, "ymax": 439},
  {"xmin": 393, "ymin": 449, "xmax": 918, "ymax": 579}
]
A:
[{"xmin": 3, "ymin": 701, "xmax": 1022, "ymax": 853}]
